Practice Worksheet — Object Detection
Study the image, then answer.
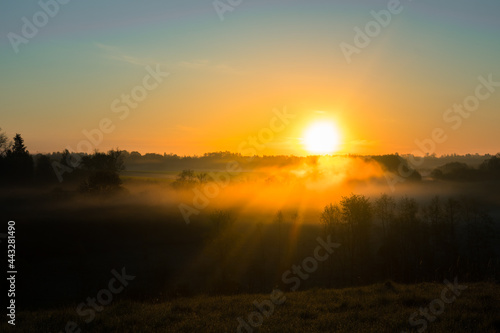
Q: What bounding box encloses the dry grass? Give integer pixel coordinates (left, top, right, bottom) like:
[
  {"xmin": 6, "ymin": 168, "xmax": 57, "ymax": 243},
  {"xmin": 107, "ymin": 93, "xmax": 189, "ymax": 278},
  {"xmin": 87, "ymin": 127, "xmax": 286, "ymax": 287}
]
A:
[{"xmin": 3, "ymin": 281, "xmax": 499, "ymax": 332}]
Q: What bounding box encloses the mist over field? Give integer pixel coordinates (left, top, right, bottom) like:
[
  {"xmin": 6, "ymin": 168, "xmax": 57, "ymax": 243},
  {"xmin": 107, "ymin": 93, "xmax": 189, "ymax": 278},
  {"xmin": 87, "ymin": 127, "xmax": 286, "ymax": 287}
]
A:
[
  {"xmin": 118, "ymin": 153, "xmax": 500, "ymax": 218},
  {"xmin": 1, "ymin": 138, "xmax": 500, "ymax": 332}
]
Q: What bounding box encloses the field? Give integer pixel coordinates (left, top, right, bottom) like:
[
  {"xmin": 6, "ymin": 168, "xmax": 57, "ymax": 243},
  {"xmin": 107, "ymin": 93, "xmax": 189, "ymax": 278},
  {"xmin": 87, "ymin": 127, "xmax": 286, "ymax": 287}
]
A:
[
  {"xmin": 2, "ymin": 154, "xmax": 500, "ymax": 332},
  {"xmin": 3, "ymin": 282, "xmax": 499, "ymax": 332}
]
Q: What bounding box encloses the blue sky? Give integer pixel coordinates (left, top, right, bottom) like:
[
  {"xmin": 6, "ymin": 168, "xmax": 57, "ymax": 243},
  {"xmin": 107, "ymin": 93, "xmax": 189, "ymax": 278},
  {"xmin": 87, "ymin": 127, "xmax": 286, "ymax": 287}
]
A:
[{"xmin": 1, "ymin": 0, "xmax": 499, "ymax": 155}]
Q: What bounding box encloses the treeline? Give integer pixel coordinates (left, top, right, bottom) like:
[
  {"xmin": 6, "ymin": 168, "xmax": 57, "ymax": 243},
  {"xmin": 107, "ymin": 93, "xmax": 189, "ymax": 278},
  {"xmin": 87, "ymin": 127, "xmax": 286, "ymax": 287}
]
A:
[
  {"xmin": 122, "ymin": 151, "xmax": 496, "ymax": 172},
  {"xmin": 431, "ymin": 157, "xmax": 500, "ymax": 181},
  {"xmin": 1, "ymin": 128, "xmax": 499, "ymax": 190},
  {"xmin": 0, "ymin": 133, "xmax": 35, "ymax": 185},
  {"xmin": 317, "ymin": 193, "xmax": 498, "ymax": 286},
  {"xmin": 0, "ymin": 131, "xmax": 125, "ymax": 193},
  {"xmin": 156, "ymin": 193, "xmax": 499, "ymax": 295}
]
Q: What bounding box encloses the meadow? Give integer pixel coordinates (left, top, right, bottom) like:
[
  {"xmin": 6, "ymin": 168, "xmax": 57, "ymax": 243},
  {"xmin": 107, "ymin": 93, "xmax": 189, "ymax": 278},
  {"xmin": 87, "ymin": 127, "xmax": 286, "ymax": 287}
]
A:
[{"xmin": 2, "ymin": 282, "xmax": 499, "ymax": 332}]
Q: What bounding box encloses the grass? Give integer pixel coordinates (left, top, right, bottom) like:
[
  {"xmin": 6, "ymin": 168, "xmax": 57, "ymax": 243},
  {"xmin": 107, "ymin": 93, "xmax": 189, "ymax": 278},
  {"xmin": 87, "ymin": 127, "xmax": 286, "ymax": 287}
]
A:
[{"xmin": 3, "ymin": 281, "xmax": 499, "ymax": 332}]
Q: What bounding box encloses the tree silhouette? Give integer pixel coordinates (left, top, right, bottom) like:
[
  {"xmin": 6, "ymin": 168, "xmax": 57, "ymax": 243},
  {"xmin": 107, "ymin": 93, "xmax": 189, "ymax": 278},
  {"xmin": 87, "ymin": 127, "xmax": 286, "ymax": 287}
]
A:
[
  {"xmin": 320, "ymin": 203, "xmax": 347, "ymax": 282},
  {"xmin": 34, "ymin": 154, "xmax": 57, "ymax": 183},
  {"xmin": 394, "ymin": 196, "xmax": 423, "ymax": 281},
  {"xmin": 480, "ymin": 154, "xmax": 500, "ymax": 177},
  {"xmin": 340, "ymin": 194, "xmax": 372, "ymax": 284},
  {"xmin": 196, "ymin": 172, "xmax": 208, "ymax": 183},
  {"xmin": 374, "ymin": 194, "xmax": 396, "ymax": 239},
  {"xmin": 207, "ymin": 210, "xmax": 235, "ymax": 291},
  {"xmin": 374, "ymin": 194, "xmax": 397, "ymax": 277},
  {"xmin": 0, "ymin": 129, "xmax": 9, "ymax": 183},
  {"xmin": 372, "ymin": 154, "xmax": 422, "ymax": 181},
  {"xmin": 79, "ymin": 149, "xmax": 125, "ymax": 194},
  {"xmin": 4, "ymin": 133, "xmax": 34, "ymax": 184},
  {"xmin": 321, "ymin": 203, "xmax": 343, "ymax": 236},
  {"xmin": 321, "ymin": 194, "xmax": 372, "ymax": 284},
  {"xmin": 0, "ymin": 128, "xmax": 9, "ymax": 154},
  {"xmin": 173, "ymin": 169, "xmax": 209, "ymax": 188}
]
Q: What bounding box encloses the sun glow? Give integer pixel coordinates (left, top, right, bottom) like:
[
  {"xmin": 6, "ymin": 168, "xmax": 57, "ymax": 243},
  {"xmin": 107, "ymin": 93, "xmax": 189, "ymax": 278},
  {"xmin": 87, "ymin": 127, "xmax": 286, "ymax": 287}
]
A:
[{"xmin": 303, "ymin": 121, "xmax": 341, "ymax": 154}]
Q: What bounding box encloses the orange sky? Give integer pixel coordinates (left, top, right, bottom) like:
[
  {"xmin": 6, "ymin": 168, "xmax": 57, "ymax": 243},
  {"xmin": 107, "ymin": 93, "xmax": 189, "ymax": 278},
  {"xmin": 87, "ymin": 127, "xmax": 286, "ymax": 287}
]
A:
[{"xmin": 1, "ymin": 1, "xmax": 500, "ymax": 156}]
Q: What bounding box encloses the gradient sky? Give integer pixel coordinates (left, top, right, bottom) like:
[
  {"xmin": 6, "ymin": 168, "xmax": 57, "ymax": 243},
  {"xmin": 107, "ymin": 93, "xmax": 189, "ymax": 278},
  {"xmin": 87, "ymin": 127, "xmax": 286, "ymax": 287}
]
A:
[{"xmin": 1, "ymin": 0, "xmax": 499, "ymax": 156}]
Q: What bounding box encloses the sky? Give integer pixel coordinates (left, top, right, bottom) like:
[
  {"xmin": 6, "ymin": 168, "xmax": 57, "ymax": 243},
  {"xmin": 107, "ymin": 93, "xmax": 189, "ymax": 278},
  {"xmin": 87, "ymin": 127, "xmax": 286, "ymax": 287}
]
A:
[{"xmin": 1, "ymin": 0, "xmax": 499, "ymax": 156}]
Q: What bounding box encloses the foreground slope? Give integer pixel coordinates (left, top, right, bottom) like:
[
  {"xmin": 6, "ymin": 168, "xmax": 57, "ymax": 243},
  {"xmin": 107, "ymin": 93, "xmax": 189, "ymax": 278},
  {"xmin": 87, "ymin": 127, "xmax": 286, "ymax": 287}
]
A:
[{"xmin": 3, "ymin": 282, "xmax": 499, "ymax": 332}]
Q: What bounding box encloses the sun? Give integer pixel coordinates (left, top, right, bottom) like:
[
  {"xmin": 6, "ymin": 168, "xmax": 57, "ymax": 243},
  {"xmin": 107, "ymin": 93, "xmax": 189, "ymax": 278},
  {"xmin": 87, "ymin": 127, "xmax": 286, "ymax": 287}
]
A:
[{"xmin": 303, "ymin": 121, "xmax": 341, "ymax": 154}]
